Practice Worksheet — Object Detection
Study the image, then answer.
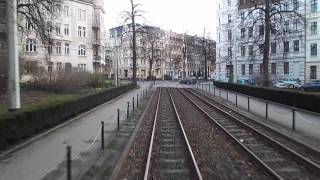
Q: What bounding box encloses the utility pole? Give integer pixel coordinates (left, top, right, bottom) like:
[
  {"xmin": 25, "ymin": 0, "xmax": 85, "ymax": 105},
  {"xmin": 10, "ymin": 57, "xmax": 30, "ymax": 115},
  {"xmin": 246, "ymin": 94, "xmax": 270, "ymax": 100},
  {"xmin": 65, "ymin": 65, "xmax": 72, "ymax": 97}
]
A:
[{"xmin": 7, "ymin": 0, "xmax": 21, "ymax": 111}]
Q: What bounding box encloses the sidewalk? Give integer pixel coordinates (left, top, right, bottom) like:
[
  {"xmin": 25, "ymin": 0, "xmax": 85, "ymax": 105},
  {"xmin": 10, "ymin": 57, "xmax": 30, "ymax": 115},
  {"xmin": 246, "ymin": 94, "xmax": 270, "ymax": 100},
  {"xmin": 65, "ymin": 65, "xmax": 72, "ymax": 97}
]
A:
[{"xmin": 0, "ymin": 82, "xmax": 151, "ymax": 180}]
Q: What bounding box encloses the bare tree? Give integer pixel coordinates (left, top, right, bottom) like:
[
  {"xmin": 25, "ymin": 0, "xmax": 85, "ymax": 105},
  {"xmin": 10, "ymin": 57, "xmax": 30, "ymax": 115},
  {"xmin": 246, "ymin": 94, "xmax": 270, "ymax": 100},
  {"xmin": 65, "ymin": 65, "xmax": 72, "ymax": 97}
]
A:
[
  {"xmin": 239, "ymin": 0, "xmax": 304, "ymax": 86},
  {"xmin": 16, "ymin": 0, "xmax": 60, "ymax": 45},
  {"xmin": 139, "ymin": 26, "xmax": 162, "ymax": 80},
  {"xmin": 121, "ymin": 0, "xmax": 144, "ymax": 84}
]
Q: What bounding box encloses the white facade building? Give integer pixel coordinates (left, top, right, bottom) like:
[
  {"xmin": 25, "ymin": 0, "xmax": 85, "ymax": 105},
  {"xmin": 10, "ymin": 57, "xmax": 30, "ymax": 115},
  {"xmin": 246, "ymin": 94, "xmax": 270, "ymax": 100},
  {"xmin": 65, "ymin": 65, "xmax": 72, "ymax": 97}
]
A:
[
  {"xmin": 19, "ymin": 0, "xmax": 105, "ymax": 74},
  {"xmin": 216, "ymin": 0, "xmax": 306, "ymax": 84}
]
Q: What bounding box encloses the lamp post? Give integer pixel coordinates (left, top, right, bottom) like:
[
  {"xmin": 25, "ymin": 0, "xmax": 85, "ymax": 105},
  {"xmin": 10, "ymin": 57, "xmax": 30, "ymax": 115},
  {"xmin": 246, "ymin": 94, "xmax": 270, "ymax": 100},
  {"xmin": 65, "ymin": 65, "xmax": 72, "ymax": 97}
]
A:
[{"xmin": 7, "ymin": 0, "xmax": 21, "ymax": 111}]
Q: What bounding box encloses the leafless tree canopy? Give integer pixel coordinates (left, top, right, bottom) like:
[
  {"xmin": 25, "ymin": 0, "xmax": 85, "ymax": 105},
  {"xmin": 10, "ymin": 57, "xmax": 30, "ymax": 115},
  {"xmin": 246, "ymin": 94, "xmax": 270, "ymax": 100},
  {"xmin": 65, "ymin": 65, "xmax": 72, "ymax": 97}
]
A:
[
  {"xmin": 239, "ymin": 0, "xmax": 304, "ymax": 86},
  {"xmin": 16, "ymin": 0, "xmax": 60, "ymax": 45}
]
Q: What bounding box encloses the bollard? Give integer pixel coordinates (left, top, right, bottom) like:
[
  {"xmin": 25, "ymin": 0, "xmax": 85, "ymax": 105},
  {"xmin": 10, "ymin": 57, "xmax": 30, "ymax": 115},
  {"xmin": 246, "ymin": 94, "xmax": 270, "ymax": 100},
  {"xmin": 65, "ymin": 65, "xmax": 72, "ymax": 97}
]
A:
[
  {"xmin": 235, "ymin": 93, "xmax": 238, "ymax": 107},
  {"xmin": 265, "ymin": 102, "xmax": 269, "ymax": 120},
  {"xmin": 209, "ymin": 84, "xmax": 211, "ymax": 94},
  {"xmin": 247, "ymin": 97, "xmax": 250, "ymax": 112},
  {"xmin": 101, "ymin": 121, "xmax": 104, "ymax": 149},
  {"xmin": 226, "ymin": 90, "xmax": 229, "ymax": 101},
  {"xmin": 132, "ymin": 97, "xmax": 135, "ymax": 111},
  {"xmin": 66, "ymin": 146, "xmax": 72, "ymax": 180},
  {"xmin": 117, "ymin": 109, "xmax": 120, "ymax": 131},
  {"xmin": 137, "ymin": 94, "xmax": 139, "ymax": 107},
  {"xmin": 292, "ymin": 109, "xmax": 296, "ymax": 131},
  {"xmin": 127, "ymin": 102, "xmax": 130, "ymax": 119}
]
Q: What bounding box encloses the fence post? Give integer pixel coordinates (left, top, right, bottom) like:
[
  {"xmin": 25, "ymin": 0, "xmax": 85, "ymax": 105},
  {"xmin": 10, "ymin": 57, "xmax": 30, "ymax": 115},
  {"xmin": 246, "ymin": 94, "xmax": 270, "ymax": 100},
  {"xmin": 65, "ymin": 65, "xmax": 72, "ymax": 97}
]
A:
[
  {"xmin": 101, "ymin": 121, "xmax": 104, "ymax": 149},
  {"xmin": 66, "ymin": 146, "xmax": 72, "ymax": 180},
  {"xmin": 247, "ymin": 96, "xmax": 250, "ymax": 112},
  {"xmin": 235, "ymin": 93, "xmax": 238, "ymax": 107},
  {"xmin": 265, "ymin": 102, "xmax": 268, "ymax": 120},
  {"xmin": 117, "ymin": 109, "xmax": 120, "ymax": 131},
  {"xmin": 208, "ymin": 84, "xmax": 211, "ymax": 94},
  {"xmin": 226, "ymin": 90, "xmax": 229, "ymax": 101},
  {"xmin": 132, "ymin": 97, "xmax": 135, "ymax": 111},
  {"xmin": 127, "ymin": 102, "xmax": 129, "ymax": 119},
  {"xmin": 292, "ymin": 109, "xmax": 296, "ymax": 131}
]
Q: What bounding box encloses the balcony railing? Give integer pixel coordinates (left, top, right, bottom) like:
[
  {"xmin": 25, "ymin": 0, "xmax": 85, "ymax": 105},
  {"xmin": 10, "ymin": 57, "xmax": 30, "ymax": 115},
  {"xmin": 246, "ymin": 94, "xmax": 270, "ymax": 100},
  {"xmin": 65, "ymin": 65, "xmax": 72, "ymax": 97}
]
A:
[{"xmin": 92, "ymin": 39, "xmax": 103, "ymax": 45}]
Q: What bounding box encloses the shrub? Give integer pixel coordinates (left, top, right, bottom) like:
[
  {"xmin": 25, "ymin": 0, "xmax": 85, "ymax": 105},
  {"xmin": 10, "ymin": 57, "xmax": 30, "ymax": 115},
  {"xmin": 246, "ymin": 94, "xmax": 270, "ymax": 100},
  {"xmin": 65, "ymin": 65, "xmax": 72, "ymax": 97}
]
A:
[
  {"xmin": 213, "ymin": 81, "xmax": 320, "ymax": 113},
  {"xmin": 0, "ymin": 83, "xmax": 136, "ymax": 150}
]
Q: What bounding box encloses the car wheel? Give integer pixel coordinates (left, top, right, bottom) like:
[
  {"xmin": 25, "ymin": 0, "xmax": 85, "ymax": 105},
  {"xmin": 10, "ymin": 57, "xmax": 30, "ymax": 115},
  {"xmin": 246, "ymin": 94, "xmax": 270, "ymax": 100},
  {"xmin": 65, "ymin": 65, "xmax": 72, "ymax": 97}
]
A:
[{"xmin": 289, "ymin": 84, "xmax": 294, "ymax": 88}]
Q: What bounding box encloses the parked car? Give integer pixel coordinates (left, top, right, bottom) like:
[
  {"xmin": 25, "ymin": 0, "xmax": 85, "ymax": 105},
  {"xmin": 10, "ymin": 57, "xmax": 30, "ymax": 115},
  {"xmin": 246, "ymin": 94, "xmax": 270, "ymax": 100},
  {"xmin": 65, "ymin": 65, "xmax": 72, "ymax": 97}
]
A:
[
  {"xmin": 274, "ymin": 78, "xmax": 301, "ymax": 88},
  {"xmin": 301, "ymin": 80, "xmax": 320, "ymax": 91},
  {"xmin": 179, "ymin": 77, "xmax": 196, "ymax": 85},
  {"xmin": 238, "ymin": 79, "xmax": 256, "ymax": 86}
]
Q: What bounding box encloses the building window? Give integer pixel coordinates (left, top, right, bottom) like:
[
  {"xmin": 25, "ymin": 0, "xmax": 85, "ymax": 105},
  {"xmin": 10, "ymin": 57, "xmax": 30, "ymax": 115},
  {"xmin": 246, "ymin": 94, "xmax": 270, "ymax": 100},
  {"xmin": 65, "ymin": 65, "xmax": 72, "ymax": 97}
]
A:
[
  {"xmin": 271, "ymin": 63, "xmax": 277, "ymax": 75},
  {"xmin": 48, "ymin": 43, "xmax": 53, "ymax": 55},
  {"xmin": 25, "ymin": 39, "xmax": 37, "ymax": 52},
  {"xmin": 311, "ymin": 43, "xmax": 318, "ymax": 56},
  {"xmin": 293, "ymin": 19, "xmax": 299, "ymax": 31},
  {"xmin": 284, "ymin": 62, "xmax": 289, "ymax": 75},
  {"xmin": 79, "ymin": 9, "xmax": 86, "ymax": 21},
  {"xmin": 78, "ymin": 45, "xmax": 86, "ymax": 56},
  {"xmin": 63, "ymin": 6, "xmax": 69, "ymax": 16},
  {"xmin": 284, "ymin": 41, "xmax": 289, "ymax": 53},
  {"xmin": 228, "ymin": 47, "xmax": 232, "ymax": 57},
  {"xmin": 311, "ymin": 22, "xmax": 317, "ymax": 35},
  {"xmin": 228, "ymin": 0, "xmax": 231, "ymax": 6},
  {"xmin": 25, "ymin": 21, "xmax": 33, "ymax": 30},
  {"xmin": 310, "ymin": 66, "xmax": 317, "ymax": 79},
  {"xmin": 47, "ymin": 21, "xmax": 53, "ymax": 33},
  {"xmin": 248, "ymin": 27, "xmax": 253, "ymax": 37},
  {"xmin": 228, "ymin": 30, "xmax": 232, "ymax": 40},
  {"xmin": 78, "ymin": 26, "xmax": 82, "ymax": 37},
  {"xmin": 48, "ymin": 62, "xmax": 53, "ymax": 73},
  {"xmin": 56, "ymin": 62, "xmax": 62, "ymax": 72},
  {"xmin": 241, "ymin": 46, "xmax": 246, "ymax": 56},
  {"xmin": 228, "ymin": 14, "xmax": 231, "ymax": 23},
  {"xmin": 56, "ymin": 23, "xmax": 61, "ymax": 34},
  {"xmin": 294, "ymin": 40, "xmax": 299, "ymax": 52},
  {"xmin": 78, "ymin": 64, "xmax": 87, "ymax": 71},
  {"xmin": 259, "ymin": 25, "xmax": 264, "ymax": 36},
  {"xmin": 311, "ymin": 0, "xmax": 318, "ymax": 13},
  {"xmin": 271, "ymin": 43, "xmax": 276, "ymax": 54},
  {"xmin": 249, "ymin": 64, "xmax": 253, "ymax": 75},
  {"xmin": 64, "ymin": 24, "xmax": 69, "ymax": 35},
  {"xmin": 283, "ymin": 2, "xmax": 289, "ymax": 11},
  {"xmin": 56, "ymin": 42, "xmax": 61, "ymax": 54},
  {"xmin": 249, "ymin": 45, "xmax": 253, "ymax": 55},
  {"xmin": 284, "ymin": 21, "xmax": 289, "ymax": 33},
  {"xmin": 82, "ymin": 27, "xmax": 86, "ymax": 37},
  {"xmin": 240, "ymin": 11, "xmax": 245, "ymax": 21},
  {"xmin": 241, "ymin": 64, "xmax": 246, "ymax": 75},
  {"xmin": 65, "ymin": 43, "xmax": 70, "ymax": 55},
  {"xmin": 259, "ymin": 44, "xmax": 264, "ymax": 54},
  {"xmin": 25, "ymin": 61, "xmax": 37, "ymax": 73},
  {"xmin": 293, "ymin": 0, "xmax": 299, "ymax": 10},
  {"xmin": 271, "ymin": 23, "xmax": 276, "ymax": 34},
  {"xmin": 241, "ymin": 28, "xmax": 245, "ymax": 38}
]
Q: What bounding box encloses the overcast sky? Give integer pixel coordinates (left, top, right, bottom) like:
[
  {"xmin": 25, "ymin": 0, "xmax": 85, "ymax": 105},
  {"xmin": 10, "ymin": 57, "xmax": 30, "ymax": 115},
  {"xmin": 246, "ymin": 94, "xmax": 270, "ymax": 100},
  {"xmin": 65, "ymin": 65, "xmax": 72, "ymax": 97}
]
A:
[{"xmin": 103, "ymin": 0, "xmax": 217, "ymax": 39}]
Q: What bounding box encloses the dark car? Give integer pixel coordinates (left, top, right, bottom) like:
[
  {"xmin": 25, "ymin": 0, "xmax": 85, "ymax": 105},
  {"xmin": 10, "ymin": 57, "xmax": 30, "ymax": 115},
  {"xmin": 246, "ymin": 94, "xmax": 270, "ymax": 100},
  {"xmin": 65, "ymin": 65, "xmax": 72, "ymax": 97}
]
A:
[
  {"xmin": 301, "ymin": 80, "xmax": 320, "ymax": 91},
  {"xmin": 179, "ymin": 77, "xmax": 196, "ymax": 85}
]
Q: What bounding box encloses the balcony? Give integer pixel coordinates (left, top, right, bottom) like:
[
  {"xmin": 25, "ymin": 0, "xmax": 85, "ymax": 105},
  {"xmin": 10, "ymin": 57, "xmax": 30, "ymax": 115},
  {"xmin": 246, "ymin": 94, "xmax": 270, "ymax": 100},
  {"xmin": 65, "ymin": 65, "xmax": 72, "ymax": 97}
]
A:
[
  {"xmin": 92, "ymin": 38, "xmax": 103, "ymax": 45},
  {"xmin": 92, "ymin": 20, "xmax": 101, "ymax": 28},
  {"xmin": 93, "ymin": 55, "xmax": 105, "ymax": 65}
]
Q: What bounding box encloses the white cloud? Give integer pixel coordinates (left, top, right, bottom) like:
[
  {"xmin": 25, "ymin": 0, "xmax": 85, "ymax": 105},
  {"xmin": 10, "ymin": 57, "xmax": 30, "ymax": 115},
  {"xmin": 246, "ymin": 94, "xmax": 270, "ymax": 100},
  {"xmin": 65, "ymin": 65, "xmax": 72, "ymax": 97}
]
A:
[{"xmin": 104, "ymin": 0, "xmax": 217, "ymax": 39}]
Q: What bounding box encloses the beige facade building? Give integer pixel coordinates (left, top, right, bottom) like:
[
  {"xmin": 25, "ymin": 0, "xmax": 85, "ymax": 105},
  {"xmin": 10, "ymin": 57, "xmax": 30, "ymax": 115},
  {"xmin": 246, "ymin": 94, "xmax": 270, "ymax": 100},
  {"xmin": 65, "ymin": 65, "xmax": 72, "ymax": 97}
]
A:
[{"xmin": 108, "ymin": 25, "xmax": 215, "ymax": 80}]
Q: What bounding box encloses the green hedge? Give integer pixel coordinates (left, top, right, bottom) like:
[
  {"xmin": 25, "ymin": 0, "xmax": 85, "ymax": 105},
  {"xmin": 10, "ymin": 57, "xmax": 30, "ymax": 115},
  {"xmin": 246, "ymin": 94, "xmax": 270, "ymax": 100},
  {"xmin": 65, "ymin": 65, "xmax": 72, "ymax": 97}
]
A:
[
  {"xmin": 213, "ymin": 81, "xmax": 320, "ymax": 113},
  {"xmin": 0, "ymin": 83, "xmax": 136, "ymax": 150}
]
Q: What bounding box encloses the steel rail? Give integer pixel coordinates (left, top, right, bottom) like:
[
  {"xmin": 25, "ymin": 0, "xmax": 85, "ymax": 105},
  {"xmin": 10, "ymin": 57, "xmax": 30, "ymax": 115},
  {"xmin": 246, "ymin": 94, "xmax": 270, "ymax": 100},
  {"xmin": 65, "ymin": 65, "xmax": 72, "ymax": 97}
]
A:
[
  {"xmin": 182, "ymin": 88, "xmax": 320, "ymax": 179},
  {"xmin": 143, "ymin": 88, "xmax": 162, "ymax": 180},
  {"xmin": 185, "ymin": 88, "xmax": 320, "ymax": 176},
  {"xmin": 167, "ymin": 88, "xmax": 203, "ymax": 180}
]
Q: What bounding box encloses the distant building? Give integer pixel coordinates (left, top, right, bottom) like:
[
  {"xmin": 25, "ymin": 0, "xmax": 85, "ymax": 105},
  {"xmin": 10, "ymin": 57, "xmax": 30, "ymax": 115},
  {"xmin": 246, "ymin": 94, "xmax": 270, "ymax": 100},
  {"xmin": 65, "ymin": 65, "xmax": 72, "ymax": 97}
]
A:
[{"xmin": 108, "ymin": 25, "xmax": 216, "ymax": 80}]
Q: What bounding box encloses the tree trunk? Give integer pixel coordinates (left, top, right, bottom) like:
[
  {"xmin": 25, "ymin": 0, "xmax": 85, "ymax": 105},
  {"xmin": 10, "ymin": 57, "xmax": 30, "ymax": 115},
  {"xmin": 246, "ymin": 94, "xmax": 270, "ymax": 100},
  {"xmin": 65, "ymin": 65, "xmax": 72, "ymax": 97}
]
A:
[
  {"xmin": 263, "ymin": 0, "xmax": 271, "ymax": 87},
  {"xmin": 131, "ymin": 0, "xmax": 137, "ymax": 84}
]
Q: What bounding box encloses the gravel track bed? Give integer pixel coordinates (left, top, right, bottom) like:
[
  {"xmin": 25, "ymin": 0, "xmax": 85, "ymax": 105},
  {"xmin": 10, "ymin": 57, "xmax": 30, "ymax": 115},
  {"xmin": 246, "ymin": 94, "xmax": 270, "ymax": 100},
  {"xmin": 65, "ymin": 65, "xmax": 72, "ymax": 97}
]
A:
[
  {"xmin": 148, "ymin": 88, "xmax": 197, "ymax": 179},
  {"xmin": 192, "ymin": 89, "xmax": 320, "ymax": 167},
  {"xmin": 117, "ymin": 89, "xmax": 160, "ymax": 180},
  {"xmin": 170, "ymin": 88, "xmax": 270, "ymax": 180},
  {"xmin": 183, "ymin": 89, "xmax": 316, "ymax": 180}
]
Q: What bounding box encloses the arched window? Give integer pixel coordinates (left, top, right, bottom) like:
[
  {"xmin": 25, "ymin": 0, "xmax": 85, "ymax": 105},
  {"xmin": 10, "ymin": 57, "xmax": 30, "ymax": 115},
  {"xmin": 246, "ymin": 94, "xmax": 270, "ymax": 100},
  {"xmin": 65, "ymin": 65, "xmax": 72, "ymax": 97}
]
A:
[
  {"xmin": 25, "ymin": 39, "xmax": 37, "ymax": 52},
  {"xmin": 78, "ymin": 45, "xmax": 86, "ymax": 56}
]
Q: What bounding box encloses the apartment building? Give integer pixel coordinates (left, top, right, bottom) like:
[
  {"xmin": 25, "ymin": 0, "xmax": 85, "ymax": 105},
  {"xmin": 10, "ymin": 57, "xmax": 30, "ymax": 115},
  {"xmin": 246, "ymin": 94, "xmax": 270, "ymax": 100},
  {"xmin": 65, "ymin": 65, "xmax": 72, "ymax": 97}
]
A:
[
  {"xmin": 109, "ymin": 25, "xmax": 216, "ymax": 80},
  {"xmin": 216, "ymin": 0, "xmax": 306, "ymax": 83},
  {"xmin": 15, "ymin": 0, "xmax": 105, "ymax": 75},
  {"xmin": 306, "ymin": 0, "xmax": 320, "ymax": 81}
]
